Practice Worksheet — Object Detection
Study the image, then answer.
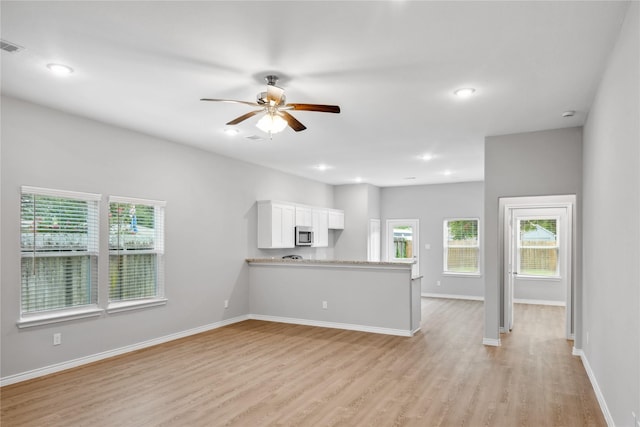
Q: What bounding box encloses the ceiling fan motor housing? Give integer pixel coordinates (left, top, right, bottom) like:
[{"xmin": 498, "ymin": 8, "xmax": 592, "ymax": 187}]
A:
[{"xmin": 257, "ymin": 91, "xmax": 286, "ymax": 105}]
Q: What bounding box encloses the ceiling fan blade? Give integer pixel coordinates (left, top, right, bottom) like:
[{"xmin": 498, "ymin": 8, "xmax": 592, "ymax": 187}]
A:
[
  {"xmin": 280, "ymin": 111, "xmax": 307, "ymax": 132},
  {"xmin": 226, "ymin": 109, "xmax": 264, "ymax": 125},
  {"xmin": 287, "ymin": 103, "xmax": 341, "ymax": 113},
  {"xmin": 200, "ymin": 98, "xmax": 260, "ymax": 107},
  {"xmin": 266, "ymin": 85, "xmax": 285, "ymax": 105}
]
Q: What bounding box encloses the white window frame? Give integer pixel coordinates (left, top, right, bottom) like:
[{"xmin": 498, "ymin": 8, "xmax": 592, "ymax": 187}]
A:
[
  {"xmin": 17, "ymin": 186, "xmax": 104, "ymax": 328},
  {"xmin": 443, "ymin": 217, "xmax": 481, "ymax": 276},
  {"xmin": 107, "ymin": 196, "xmax": 167, "ymax": 313}
]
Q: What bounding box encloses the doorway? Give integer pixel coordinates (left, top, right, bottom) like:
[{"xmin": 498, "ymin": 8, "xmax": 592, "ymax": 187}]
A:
[
  {"xmin": 500, "ymin": 196, "xmax": 575, "ymax": 339},
  {"xmin": 386, "ymin": 219, "xmax": 419, "ymax": 277}
]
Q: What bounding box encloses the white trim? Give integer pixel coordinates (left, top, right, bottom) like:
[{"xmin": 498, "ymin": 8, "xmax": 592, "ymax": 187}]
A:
[
  {"xmin": 107, "ymin": 298, "xmax": 168, "ymax": 314},
  {"xmin": 17, "ymin": 307, "xmax": 104, "ymax": 329},
  {"xmin": 513, "ymin": 298, "xmax": 566, "ymax": 307},
  {"xmin": 422, "ymin": 293, "xmax": 484, "ymax": 301},
  {"xmin": 1, "ymin": 315, "xmax": 249, "ymax": 387},
  {"xmin": 573, "ymin": 348, "xmax": 614, "ymax": 426},
  {"xmin": 483, "ymin": 337, "xmax": 501, "ymax": 346},
  {"xmin": 21, "ymin": 185, "xmax": 102, "ymax": 201},
  {"xmin": 249, "ymin": 314, "xmax": 414, "ymax": 337}
]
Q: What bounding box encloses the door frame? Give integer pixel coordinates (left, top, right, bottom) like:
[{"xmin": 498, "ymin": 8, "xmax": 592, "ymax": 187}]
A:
[
  {"xmin": 386, "ymin": 219, "xmax": 419, "ymax": 277},
  {"xmin": 499, "ymin": 195, "xmax": 576, "ymax": 340}
]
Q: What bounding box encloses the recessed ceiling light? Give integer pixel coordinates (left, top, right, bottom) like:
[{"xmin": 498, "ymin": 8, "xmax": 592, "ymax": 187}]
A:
[
  {"xmin": 562, "ymin": 110, "xmax": 576, "ymax": 118},
  {"xmin": 454, "ymin": 87, "xmax": 475, "ymax": 98},
  {"xmin": 46, "ymin": 63, "xmax": 74, "ymax": 76},
  {"xmin": 315, "ymin": 164, "xmax": 332, "ymax": 171},
  {"xmin": 224, "ymin": 128, "xmax": 239, "ymax": 136},
  {"xmin": 419, "ymin": 154, "xmax": 433, "ymax": 161},
  {"xmin": 404, "ymin": 176, "xmax": 416, "ymax": 180},
  {"xmin": 443, "ymin": 169, "xmax": 453, "ymax": 176},
  {"xmin": 354, "ymin": 177, "xmax": 363, "ymax": 183}
]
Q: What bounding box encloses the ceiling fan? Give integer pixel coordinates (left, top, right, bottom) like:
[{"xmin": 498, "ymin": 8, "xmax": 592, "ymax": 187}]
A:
[{"xmin": 201, "ymin": 75, "xmax": 340, "ymax": 135}]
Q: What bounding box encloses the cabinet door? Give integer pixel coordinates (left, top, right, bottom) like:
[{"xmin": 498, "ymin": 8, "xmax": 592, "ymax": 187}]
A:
[
  {"xmin": 281, "ymin": 204, "xmax": 295, "ymax": 248},
  {"xmin": 295, "ymin": 206, "xmax": 313, "ymax": 227},
  {"xmin": 312, "ymin": 208, "xmax": 328, "ymax": 247},
  {"xmin": 328, "ymin": 209, "xmax": 345, "ymax": 229}
]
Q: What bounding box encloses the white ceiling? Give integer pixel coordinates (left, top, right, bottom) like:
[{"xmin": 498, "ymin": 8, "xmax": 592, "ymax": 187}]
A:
[{"xmin": 0, "ymin": 1, "xmax": 629, "ymax": 187}]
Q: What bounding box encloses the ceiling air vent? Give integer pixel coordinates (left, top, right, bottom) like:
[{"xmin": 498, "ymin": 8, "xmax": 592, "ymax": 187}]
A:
[
  {"xmin": 1, "ymin": 39, "xmax": 24, "ymax": 53},
  {"xmin": 245, "ymin": 135, "xmax": 264, "ymax": 141}
]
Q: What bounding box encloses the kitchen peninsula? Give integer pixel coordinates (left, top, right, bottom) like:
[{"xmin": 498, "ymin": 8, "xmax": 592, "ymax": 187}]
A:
[{"xmin": 246, "ymin": 258, "xmax": 421, "ymax": 336}]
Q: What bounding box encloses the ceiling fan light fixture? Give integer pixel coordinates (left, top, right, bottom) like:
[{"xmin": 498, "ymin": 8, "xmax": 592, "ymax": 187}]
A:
[{"xmin": 256, "ymin": 113, "xmax": 288, "ymax": 134}]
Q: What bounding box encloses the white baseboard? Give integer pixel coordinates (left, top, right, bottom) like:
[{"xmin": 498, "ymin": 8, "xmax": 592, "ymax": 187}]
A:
[
  {"xmin": 249, "ymin": 314, "xmax": 414, "ymax": 337},
  {"xmin": 482, "ymin": 337, "xmax": 501, "ymax": 346},
  {"xmin": 0, "ymin": 315, "xmax": 250, "ymax": 387},
  {"xmin": 573, "ymin": 348, "xmax": 614, "ymax": 426},
  {"xmin": 422, "ymin": 293, "xmax": 484, "ymax": 301},
  {"xmin": 513, "ymin": 298, "xmax": 566, "ymax": 307}
]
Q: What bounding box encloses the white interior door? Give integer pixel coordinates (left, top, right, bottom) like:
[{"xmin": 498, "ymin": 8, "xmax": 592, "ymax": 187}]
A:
[{"xmin": 386, "ymin": 219, "xmax": 419, "ymax": 277}]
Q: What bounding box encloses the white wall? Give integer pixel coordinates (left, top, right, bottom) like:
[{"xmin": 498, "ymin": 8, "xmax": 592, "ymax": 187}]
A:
[
  {"xmin": 0, "ymin": 96, "xmax": 335, "ymax": 379},
  {"xmin": 381, "ymin": 182, "xmax": 484, "ymax": 298},
  {"xmin": 484, "ymin": 127, "xmax": 583, "ymax": 344},
  {"xmin": 582, "ymin": 2, "xmax": 639, "ymax": 425},
  {"xmin": 333, "ymin": 184, "xmax": 380, "ymax": 261}
]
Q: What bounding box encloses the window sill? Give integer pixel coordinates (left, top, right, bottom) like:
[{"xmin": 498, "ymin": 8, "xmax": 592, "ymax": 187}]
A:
[
  {"xmin": 17, "ymin": 306, "xmax": 104, "ymax": 329},
  {"xmin": 107, "ymin": 298, "xmax": 168, "ymax": 314},
  {"xmin": 442, "ymin": 272, "xmax": 482, "ymax": 278}
]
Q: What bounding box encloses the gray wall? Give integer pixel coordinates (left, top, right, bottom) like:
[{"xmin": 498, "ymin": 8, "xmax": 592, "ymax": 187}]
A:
[
  {"xmin": 381, "ymin": 182, "xmax": 484, "ymax": 298},
  {"xmin": 582, "ymin": 2, "xmax": 639, "ymax": 424},
  {"xmin": 484, "ymin": 127, "xmax": 583, "ymax": 343},
  {"xmin": 333, "ymin": 184, "xmax": 380, "ymax": 261},
  {"xmin": 0, "ymin": 96, "xmax": 335, "ymax": 378}
]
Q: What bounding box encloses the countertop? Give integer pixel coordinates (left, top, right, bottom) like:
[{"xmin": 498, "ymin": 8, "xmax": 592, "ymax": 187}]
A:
[
  {"xmin": 246, "ymin": 258, "xmax": 413, "ymax": 269},
  {"xmin": 245, "ymin": 258, "xmax": 413, "ymax": 267}
]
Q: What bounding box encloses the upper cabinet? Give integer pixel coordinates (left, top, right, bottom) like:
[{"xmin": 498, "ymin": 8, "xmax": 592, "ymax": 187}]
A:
[
  {"xmin": 295, "ymin": 206, "xmax": 313, "ymax": 227},
  {"xmin": 257, "ymin": 201, "xmax": 344, "ymax": 249},
  {"xmin": 257, "ymin": 201, "xmax": 295, "ymax": 249},
  {"xmin": 328, "ymin": 209, "xmax": 345, "ymax": 229}
]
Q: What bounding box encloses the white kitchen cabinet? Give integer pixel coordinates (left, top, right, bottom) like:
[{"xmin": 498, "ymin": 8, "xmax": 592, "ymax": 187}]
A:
[
  {"xmin": 328, "ymin": 209, "xmax": 345, "ymax": 229},
  {"xmin": 295, "ymin": 206, "xmax": 313, "ymax": 227},
  {"xmin": 257, "ymin": 201, "xmax": 295, "ymax": 248},
  {"xmin": 312, "ymin": 208, "xmax": 328, "ymax": 247}
]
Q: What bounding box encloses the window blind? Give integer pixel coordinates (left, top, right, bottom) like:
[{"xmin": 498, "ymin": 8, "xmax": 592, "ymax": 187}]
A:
[
  {"xmin": 108, "ymin": 196, "xmax": 165, "ymax": 303},
  {"xmin": 20, "ymin": 186, "xmax": 100, "ymax": 314}
]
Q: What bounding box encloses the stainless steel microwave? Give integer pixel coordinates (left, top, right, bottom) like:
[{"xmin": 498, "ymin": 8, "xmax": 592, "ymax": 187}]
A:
[{"xmin": 295, "ymin": 226, "xmax": 314, "ymax": 246}]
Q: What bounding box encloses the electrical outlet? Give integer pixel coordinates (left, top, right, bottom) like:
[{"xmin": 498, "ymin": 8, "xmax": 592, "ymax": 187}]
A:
[
  {"xmin": 224, "ymin": 299, "xmax": 229, "ymax": 309},
  {"xmin": 436, "ymin": 280, "xmax": 441, "ymax": 287},
  {"xmin": 53, "ymin": 333, "xmax": 61, "ymax": 346},
  {"xmin": 322, "ymin": 301, "xmax": 328, "ymax": 309}
]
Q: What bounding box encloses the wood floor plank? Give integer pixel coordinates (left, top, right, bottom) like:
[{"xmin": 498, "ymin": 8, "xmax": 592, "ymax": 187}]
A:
[{"xmin": 1, "ymin": 299, "xmax": 606, "ymax": 426}]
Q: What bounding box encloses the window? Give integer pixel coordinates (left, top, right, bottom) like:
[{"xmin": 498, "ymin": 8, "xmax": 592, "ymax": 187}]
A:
[
  {"xmin": 20, "ymin": 187, "xmax": 100, "ymax": 316},
  {"xmin": 109, "ymin": 196, "xmax": 165, "ymax": 308},
  {"xmin": 443, "ymin": 218, "xmax": 479, "ymax": 274},
  {"xmin": 517, "ymin": 218, "xmax": 559, "ymax": 277}
]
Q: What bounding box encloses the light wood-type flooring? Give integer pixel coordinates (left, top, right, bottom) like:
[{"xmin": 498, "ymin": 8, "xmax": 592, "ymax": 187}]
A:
[{"xmin": 1, "ymin": 299, "xmax": 605, "ymax": 426}]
